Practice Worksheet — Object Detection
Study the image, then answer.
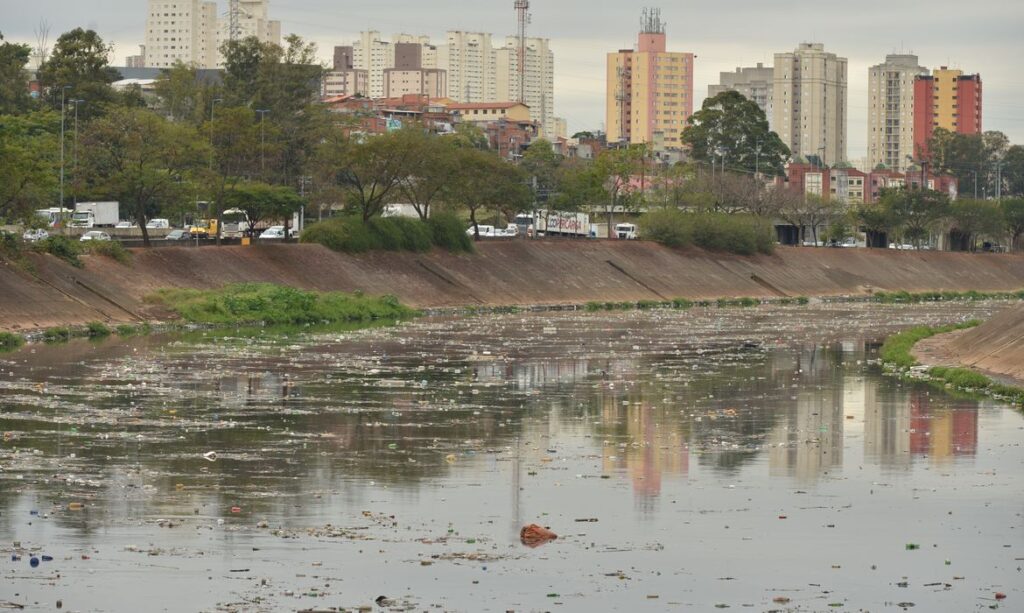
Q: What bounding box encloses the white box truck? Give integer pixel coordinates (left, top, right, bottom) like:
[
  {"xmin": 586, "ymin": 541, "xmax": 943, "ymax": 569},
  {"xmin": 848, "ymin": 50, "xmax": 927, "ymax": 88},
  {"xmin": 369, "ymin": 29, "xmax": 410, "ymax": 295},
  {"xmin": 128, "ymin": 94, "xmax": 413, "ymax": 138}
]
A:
[
  {"xmin": 71, "ymin": 202, "xmax": 119, "ymax": 228},
  {"xmin": 534, "ymin": 210, "xmax": 591, "ymax": 237}
]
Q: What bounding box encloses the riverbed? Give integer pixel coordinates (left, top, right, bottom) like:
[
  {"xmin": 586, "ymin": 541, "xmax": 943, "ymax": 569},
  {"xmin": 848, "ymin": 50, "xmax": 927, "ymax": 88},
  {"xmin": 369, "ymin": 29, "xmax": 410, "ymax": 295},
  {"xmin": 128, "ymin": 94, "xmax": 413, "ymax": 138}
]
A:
[{"xmin": 1, "ymin": 302, "xmax": 1022, "ymax": 611}]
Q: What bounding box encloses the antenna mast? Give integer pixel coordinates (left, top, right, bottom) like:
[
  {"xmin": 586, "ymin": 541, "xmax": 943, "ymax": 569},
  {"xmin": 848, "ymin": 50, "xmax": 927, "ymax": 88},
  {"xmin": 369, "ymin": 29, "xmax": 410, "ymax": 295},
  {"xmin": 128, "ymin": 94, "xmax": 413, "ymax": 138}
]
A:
[
  {"xmin": 514, "ymin": 0, "xmax": 530, "ymax": 104},
  {"xmin": 229, "ymin": 0, "xmax": 241, "ymax": 42}
]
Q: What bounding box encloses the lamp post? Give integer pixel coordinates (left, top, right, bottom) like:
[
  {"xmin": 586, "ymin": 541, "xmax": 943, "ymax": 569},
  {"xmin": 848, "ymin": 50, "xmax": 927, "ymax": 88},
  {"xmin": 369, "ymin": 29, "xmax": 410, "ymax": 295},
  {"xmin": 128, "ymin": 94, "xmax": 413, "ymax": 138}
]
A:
[
  {"xmin": 71, "ymin": 99, "xmax": 84, "ymax": 207},
  {"xmin": 755, "ymin": 139, "xmax": 763, "ymax": 179},
  {"xmin": 59, "ymin": 85, "xmax": 71, "ymax": 212},
  {"xmin": 209, "ymin": 98, "xmax": 223, "ymax": 170},
  {"xmin": 255, "ymin": 109, "xmax": 270, "ymax": 179}
]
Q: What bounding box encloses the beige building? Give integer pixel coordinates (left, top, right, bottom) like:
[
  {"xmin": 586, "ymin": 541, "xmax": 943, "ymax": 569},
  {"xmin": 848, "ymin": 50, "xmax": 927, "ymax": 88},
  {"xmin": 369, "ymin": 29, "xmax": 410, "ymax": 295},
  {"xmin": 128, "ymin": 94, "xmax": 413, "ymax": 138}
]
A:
[
  {"xmin": 867, "ymin": 54, "xmax": 928, "ymax": 172},
  {"xmin": 449, "ymin": 101, "xmax": 531, "ymax": 124},
  {"xmin": 323, "ymin": 47, "xmax": 368, "ymax": 97},
  {"xmin": 495, "ymin": 37, "xmax": 555, "ymax": 138},
  {"xmin": 143, "ymin": 0, "xmax": 279, "ymax": 69},
  {"xmin": 708, "ymin": 62, "xmax": 774, "ymax": 124},
  {"xmin": 605, "ymin": 10, "xmax": 694, "ymax": 151},
  {"xmin": 214, "ymin": 0, "xmax": 280, "ymax": 65},
  {"xmin": 384, "ymin": 42, "xmax": 447, "ymax": 98},
  {"xmin": 772, "ymin": 43, "xmax": 848, "ymax": 166},
  {"xmin": 440, "ymin": 31, "xmax": 498, "ymax": 103}
]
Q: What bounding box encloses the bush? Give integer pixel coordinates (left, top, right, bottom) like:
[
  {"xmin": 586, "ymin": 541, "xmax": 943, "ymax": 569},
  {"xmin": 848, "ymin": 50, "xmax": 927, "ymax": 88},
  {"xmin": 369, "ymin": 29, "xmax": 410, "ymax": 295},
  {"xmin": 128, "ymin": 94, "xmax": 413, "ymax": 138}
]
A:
[
  {"xmin": 302, "ymin": 214, "xmax": 472, "ymax": 254},
  {"xmin": 36, "ymin": 236, "xmax": 82, "ymax": 267},
  {"xmin": 43, "ymin": 326, "xmax": 72, "ymax": 343},
  {"xmin": 147, "ymin": 283, "xmax": 416, "ymax": 326},
  {"xmin": 428, "ymin": 212, "xmax": 474, "ymax": 253},
  {"xmin": 639, "ymin": 209, "xmax": 774, "ymax": 255},
  {"xmin": 86, "ymin": 321, "xmax": 112, "ymax": 338},
  {"xmin": 0, "ymin": 331, "xmax": 24, "ymax": 352},
  {"xmin": 116, "ymin": 324, "xmax": 139, "ymax": 336},
  {"xmin": 672, "ymin": 298, "xmax": 693, "ymax": 310},
  {"xmin": 81, "ymin": 240, "xmax": 131, "ymax": 265}
]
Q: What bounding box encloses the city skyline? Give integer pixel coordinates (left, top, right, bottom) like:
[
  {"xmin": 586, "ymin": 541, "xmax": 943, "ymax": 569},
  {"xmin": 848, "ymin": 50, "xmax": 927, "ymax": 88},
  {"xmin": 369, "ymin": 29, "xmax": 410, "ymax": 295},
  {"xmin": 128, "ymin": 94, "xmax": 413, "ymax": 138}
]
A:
[{"xmin": 4, "ymin": 0, "xmax": 1023, "ymax": 158}]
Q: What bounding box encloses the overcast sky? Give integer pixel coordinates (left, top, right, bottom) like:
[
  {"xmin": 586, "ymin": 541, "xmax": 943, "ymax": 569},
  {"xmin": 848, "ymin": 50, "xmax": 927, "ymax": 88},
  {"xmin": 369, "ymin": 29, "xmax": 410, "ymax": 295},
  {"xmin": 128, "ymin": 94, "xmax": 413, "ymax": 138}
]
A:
[{"xmin": 4, "ymin": 0, "xmax": 1023, "ymax": 159}]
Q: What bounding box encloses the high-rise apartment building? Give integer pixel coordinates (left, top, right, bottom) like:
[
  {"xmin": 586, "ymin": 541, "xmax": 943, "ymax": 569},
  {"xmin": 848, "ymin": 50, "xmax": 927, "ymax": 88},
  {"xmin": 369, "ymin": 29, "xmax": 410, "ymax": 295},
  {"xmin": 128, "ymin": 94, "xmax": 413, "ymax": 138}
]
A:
[
  {"xmin": 353, "ymin": 32, "xmax": 444, "ymax": 98},
  {"xmin": 441, "ymin": 31, "xmax": 498, "ymax": 103},
  {"xmin": 913, "ymin": 67, "xmax": 982, "ymax": 158},
  {"xmin": 867, "ymin": 54, "xmax": 928, "ymax": 172},
  {"xmin": 495, "ymin": 37, "xmax": 555, "ymax": 138},
  {"xmin": 384, "ymin": 43, "xmax": 447, "ymax": 99},
  {"xmin": 708, "ymin": 63, "xmax": 774, "ymax": 122},
  {"xmin": 772, "ymin": 43, "xmax": 848, "ymax": 166},
  {"xmin": 605, "ymin": 9, "xmax": 694, "ymax": 151},
  {"xmin": 323, "ymin": 46, "xmax": 368, "ymax": 97},
  {"xmin": 143, "ymin": 0, "xmax": 279, "ymax": 69},
  {"xmin": 144, "ymin": 0, "xmax": 218, "ymax": 68}
]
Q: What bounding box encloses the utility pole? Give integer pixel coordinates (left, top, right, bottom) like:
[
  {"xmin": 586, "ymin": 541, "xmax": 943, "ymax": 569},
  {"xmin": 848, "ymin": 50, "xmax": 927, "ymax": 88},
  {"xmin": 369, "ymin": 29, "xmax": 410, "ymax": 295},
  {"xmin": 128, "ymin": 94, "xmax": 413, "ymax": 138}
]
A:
[
  {"xmin": 755, "ymin": 139, "xmax": 763, "ymax": 179},
  {"xmin": 996, "ymin": 162, "xmax": 1003, "ymax": 200},
  {"xmin": 209, "ymin": 98, "xmax": 222, "ymax": 170},
  {"xmin": 256, "ymin": 109, "xmax": 270, "ymax": 179},
  {"xmin": 72, "ymin": 99, "xmax": 84, "ymax": 207},
  {"xmin": 514, "ymin": 1, "xmax": 530, "ymax": 105},
  {"xmin": 58, "ymin": 85, "xmax": 70, "ymax": 212}
]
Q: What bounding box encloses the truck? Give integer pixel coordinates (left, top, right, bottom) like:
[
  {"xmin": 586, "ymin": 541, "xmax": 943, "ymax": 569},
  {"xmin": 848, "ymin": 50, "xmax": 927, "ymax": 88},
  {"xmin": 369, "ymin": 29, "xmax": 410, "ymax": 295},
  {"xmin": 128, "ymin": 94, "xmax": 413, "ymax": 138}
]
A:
[
  {"xmin": 189, "ymin": 218, "xmax": 219, "ymax": 238},
  {"xmin": 70, "ymin": 202, "xmax": 119, "ymax": 228},
  {"xmin": 533, "ymin": 210, "xmax": 591, "ymax": 238},
  {"xmin": 35, "ymin": 208, "xmax": 72, "ymax": 227}
]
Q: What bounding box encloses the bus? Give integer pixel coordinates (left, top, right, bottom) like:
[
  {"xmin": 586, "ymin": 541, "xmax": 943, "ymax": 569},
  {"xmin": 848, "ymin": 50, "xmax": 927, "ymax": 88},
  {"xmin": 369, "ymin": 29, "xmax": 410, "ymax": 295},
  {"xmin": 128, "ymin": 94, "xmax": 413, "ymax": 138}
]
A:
[{"xmin": 35, "ymin": 208, "xmax": 72, "ymax": 228}]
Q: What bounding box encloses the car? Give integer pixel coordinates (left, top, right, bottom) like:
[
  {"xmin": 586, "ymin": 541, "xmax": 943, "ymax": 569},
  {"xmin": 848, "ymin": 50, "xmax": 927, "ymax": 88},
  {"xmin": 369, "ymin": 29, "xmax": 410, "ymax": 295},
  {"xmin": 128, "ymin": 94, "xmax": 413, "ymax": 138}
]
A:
[
  {"xmin": 115, "ymin": 220, "xmax": 134, "ymax": 229},
  {"xmin": 146, "ymin": 218, "xmax": 170, "ymax": 229},
  {"xmin": 466, "ymin": 225, "xmax": 496, "ymax": 238},
  {"xmin": 259, "ymin": 226, "xmax": 287, "ymax": 240},
  {"xmin": 165, "ymin": 229, "xmax": 191, "ymax": 241},
  {"xmin": 22, "ymin": 228, "xmax": 49, "ymax": 242},
  {"xmin": 79, "ymin": 231, "xmax": 111, "ymax": 242}
]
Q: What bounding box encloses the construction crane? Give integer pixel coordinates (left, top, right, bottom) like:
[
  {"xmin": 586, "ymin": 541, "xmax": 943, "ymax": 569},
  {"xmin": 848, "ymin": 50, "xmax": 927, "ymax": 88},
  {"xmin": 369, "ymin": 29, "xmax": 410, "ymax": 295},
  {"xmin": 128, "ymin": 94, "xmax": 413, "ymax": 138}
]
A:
[{"xmin": 514, "ymin": 0, "xmax": 530, "ymax": 104}]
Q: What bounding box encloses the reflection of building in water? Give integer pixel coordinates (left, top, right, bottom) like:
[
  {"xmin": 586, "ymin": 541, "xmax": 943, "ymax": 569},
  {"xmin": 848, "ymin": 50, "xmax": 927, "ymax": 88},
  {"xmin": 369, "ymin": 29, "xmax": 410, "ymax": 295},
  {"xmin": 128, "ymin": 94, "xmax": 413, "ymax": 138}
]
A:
[
  {"xmin": 909, "ymin": 392, "xmax": 977, "ymax": 462},
  {"xmin": 767, "ymin": 347, "xmax": 844, "ymax": 482},
  {"xmin": 863, "ymin": 379, "xmax": 912, "ymax": 468},
  {"xmin": 472, "ymin": 359, "xmax": 597, "ymax": 390}
]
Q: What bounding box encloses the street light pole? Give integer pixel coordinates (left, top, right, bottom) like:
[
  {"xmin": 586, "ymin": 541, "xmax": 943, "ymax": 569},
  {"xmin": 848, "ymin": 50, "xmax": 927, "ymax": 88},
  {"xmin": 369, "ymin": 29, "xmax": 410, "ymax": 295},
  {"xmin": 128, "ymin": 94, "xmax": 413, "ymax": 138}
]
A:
[
  {"xmin": 209, "ymin": 98, "xmax": 222, "ymax": 170},
  {"xmin": 72, "ymin": 99, "xmax": 84, "ymax": 207},
  {"xmin": 755, "ymin": 139, "xmax": 763, "ymax": 179},
  {"xmin": 59, "ymin": 85, "xmax": 71, "ymax": 212},
  {"xmin": 256, "ymin": 109, "xmax": 269, "ymax": 179}
]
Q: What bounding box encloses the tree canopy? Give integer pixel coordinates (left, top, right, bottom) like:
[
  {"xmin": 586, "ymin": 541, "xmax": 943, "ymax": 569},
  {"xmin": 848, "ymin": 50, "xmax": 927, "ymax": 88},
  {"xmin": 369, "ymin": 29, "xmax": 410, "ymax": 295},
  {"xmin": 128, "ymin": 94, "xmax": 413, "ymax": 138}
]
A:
[{"xmin": 681, "ymin": 90, "xmax": 790, "ymax": 176}]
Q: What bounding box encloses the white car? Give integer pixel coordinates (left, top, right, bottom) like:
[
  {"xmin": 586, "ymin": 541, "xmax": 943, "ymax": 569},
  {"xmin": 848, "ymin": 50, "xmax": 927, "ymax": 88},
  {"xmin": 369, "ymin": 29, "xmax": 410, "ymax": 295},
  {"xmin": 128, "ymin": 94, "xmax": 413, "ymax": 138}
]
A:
[
  {"xmin": 466, "ymin": 225, "xmax": 496, "ymax": 238},
  {"xmin": 146, "ymin": 218, "xmax": 170, "ymax": 229},
  {"xmin": 114, "ymin": 220, "xmax": 133, "ymax": 229},
  {"xmin": 259, "ymin": 226, "xmax": 286, "ymax": 239},
  {"xmin": 23, "ymin": 228, "xmax": 49, "ymax": 242},
  {"xmin": 80, "ymin": 231, "xmax": 111, "ymax": 242}
]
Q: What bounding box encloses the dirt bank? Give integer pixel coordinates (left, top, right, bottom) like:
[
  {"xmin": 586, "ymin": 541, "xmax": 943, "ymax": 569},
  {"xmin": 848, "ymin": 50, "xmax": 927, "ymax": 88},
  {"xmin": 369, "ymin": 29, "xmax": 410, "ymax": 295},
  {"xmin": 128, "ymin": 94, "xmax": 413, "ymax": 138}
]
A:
[
  {"xmin": 914, "ymin": 304, "xmax": 1024, "ymax": 386},
  {"xmin": 3, "ymin": 241, "xmax": 1024, "ymax": 332}
]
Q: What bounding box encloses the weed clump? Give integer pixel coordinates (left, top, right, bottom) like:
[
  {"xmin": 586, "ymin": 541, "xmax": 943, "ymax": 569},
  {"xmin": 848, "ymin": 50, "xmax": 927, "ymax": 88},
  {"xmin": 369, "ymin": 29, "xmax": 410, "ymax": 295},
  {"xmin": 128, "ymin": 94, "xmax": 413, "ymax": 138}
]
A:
[
  {"xmin": 640, "ymin": 209, "xmax": 775, "ymax": 255},
  {"xmin": 0, "ymin": 331, "xmax": 24, "ymax": 352},
  {"xmin": 302, "ymin": 215, "xmax": 473, "ymax": 254},
  {"xmin": 86, "ymin": 321, "xmax": 112, "ymax": 338}
]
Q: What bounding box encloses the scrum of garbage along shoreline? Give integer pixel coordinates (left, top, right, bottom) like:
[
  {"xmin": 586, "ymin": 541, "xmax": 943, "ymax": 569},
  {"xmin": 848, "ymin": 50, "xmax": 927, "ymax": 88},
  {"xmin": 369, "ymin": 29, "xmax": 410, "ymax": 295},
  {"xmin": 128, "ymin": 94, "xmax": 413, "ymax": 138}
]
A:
[{"xmin": 1, "ymin": 302, "xmax": 1021, "ymax": 611}]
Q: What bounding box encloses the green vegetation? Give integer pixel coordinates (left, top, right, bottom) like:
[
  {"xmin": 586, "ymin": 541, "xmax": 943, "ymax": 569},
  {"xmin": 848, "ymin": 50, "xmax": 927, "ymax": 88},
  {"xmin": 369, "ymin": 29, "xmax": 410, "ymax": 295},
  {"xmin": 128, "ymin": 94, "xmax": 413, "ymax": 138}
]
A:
[
  {"xmin": 879, "ymin": 320, "xmax": 1024, "ymax": 407},
  {"xmin": 146, "ymin": 283, "xmax": 416, "ymax": 326},
  {"xmin": 81, "ymin": 240, "xmax": 131, "ymax": 264},
  {"xmin": 85, "ymin": 321, "xmax": 112, "ymax": 338},
  {"xmin": 717, "ymin": 296, "xmax": 760, "ymax": 308},
  {"xmin": 872, "ymin": 289, "xmax": 1024, "ymax": 304},
  {"xmin": 0, "ymin": 331, "xmax": 24, "ymax": 352},
  {"xmin": 38, "ymin": 235, "xmax": 83, "ymax": 267},
  {"xmin": 640, "ymin": 209, "xmax": 775, "ymax": 255},
  {"xmin": 302, "ymin": 214, "xmax": 473, "ymax": 254},
  {"xmin": 43, "ymin": 326, "xmax": 72, "ymax": 343}
]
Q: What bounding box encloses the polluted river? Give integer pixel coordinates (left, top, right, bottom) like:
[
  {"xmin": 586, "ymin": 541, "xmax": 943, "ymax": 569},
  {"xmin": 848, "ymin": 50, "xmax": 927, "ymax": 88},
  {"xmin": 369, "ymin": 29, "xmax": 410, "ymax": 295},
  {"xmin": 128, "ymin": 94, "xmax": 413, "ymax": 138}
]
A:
[{"xmin": 1, "ymin": 301, "xmax": 1022, "ymax": 612}]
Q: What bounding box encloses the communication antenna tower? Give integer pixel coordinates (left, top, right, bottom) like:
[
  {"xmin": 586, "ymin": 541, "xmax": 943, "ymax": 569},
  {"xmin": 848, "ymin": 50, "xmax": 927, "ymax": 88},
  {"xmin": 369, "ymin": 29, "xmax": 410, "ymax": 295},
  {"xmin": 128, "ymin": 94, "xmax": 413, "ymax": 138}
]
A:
[
  {"xmin": 229, "ymin": 0, "xmax": 242, "ymax": 42},
  {"xmin": 514, "ymin": 0, "xmax": 530, "ymax": 104},
  {"xmin": 640, "ymin": 7, "xmax": 665, "ymax": 34}
]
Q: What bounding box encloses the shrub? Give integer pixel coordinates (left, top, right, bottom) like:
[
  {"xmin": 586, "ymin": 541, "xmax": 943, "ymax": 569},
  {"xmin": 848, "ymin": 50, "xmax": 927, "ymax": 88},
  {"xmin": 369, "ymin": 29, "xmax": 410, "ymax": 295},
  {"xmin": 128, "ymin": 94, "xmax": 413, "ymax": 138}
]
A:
[
  {"xmin": 639, "ymin": 209, "xmax": 775, "ymax": 255},
  {"xmin": 116, "ymin": 324, "xmax": 138, "ymax": 336},
  {"xmin": 671, "ymin": 298, "xmax": 693, "ymax": 310},
  {"xmin": 0, "ymin": 331, "xmax": 24, "ymax": 352},
  {"xmin": 148, "ymin": 283, "xmax": 416, "ymax": 326},
  {"xmin": 936, "ymin": 367, "xmax": 990, "ymax": 389},
  {"xmin": 585, "ymin": 301, "xmax": 604, "ymax": 312},
  {"xmin": 36, "ymin": 236, "xmax": 82, "ymax": 267},
  {"xmin": 427, "ymin": 212, "xmax": 474, "ymax": 253},
  {"xmin": 86, "ymin": 321, "xmax": 112, "ymax": 338},
  {"xmin": 81, "ymin": 240, "xmax": 131, "ymax": 265},
  {"xmin": 43, "ymin": 326, "xmax": 72, "ymax": 343}
]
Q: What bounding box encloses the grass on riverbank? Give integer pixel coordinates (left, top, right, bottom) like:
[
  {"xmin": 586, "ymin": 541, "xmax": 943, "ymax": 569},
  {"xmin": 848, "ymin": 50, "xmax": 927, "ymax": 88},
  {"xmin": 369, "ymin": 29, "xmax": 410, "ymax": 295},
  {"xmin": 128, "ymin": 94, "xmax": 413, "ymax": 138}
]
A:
[
  {"xmin": 879, "ymin": 320, "xmax": 1024, "ymax": 406},
  {"xmin": 301, "ymin": 213, "xmax": 473, "ymax": 254},
  {"xmin": 146, "ymin": 283, "xmax": 417, "ymax": 326},
  {"xmin": 583, "ymin": 295, "xmax": 809, "ymax": 312},
  {"xmin": 0, "ymin": 331, "xmax": 24, "ymax": 353},
  {"xmin": 872, "ymin": 289, "xmax": 1024, "ymax": 304}
]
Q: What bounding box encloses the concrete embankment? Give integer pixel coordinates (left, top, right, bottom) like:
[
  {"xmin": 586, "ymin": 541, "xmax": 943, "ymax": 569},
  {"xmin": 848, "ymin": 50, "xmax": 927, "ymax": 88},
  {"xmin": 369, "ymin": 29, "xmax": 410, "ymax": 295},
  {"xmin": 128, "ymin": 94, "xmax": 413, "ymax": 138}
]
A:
[
  {"xmin": 915, "ymin": 304, "xmax": 1024, "ymax": 386},
  {"xmin": 3, "ymin": 241, "xmax": 1024, "ymax": 332}
]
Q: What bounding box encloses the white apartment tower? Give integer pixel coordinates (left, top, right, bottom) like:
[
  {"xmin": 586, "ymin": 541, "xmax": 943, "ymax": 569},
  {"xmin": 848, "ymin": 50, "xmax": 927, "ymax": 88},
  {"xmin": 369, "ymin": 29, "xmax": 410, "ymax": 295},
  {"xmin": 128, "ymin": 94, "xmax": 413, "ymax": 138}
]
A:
[
  {"xmin": 353, "ymin": 31, "xmax": 394, "ymax": 99},
  {"xmin": 867, "ymin": 54, "xmax": 928, "ymax": 172},
  {"xmin": 144, "ymin": 0, "xmax": 279, "ymax": 69},
  {"xmin": 772, "ymin": 43, "xmax": 848, "ymax": 166},
  {"xmin": 144, "ymin": 0, "xmax": 218, "ymax": 68},
  {"xmin": 495, "ymin": 36, "xmax": 555, "ymax": 139},
  {"xmin": 441, "ymin": 31, "xmax": 498, "ymax": 103}
]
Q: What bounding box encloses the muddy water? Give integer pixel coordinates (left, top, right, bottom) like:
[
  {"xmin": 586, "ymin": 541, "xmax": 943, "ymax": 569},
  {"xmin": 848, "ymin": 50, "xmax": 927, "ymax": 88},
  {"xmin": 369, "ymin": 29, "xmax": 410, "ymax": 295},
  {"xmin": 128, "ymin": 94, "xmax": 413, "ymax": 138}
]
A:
[{"xmin": 1, "ymin": 303, "xmax": 1022, "ymax": 612}]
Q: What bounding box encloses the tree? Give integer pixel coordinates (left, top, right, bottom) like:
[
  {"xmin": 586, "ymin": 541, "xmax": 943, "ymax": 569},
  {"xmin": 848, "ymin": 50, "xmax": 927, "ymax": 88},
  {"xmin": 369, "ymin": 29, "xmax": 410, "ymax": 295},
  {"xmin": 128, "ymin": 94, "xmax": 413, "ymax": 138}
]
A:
[
  {"xmin": 880, "ymin": 187, "xmax": 950, "ymax": 247},
  {"xmin": 80, "ymin": 107, "xmax": 207, "ymax": 245},
  {"xmin": 593, "ymin": 146, "xmax": 644, "ymax": 235},
  {"xmin": 926, "ymin": 128, "xmax": 1011, "ymax": 198},
  {"xmin": 153, "ymin": 62, "xmax": 220, "ymax": 125},
  {"xmin": 0, "ymin": 112, "xmax": 59, "ymax": 222},
  {"xmin": 548, "ymin": 158, "xmax": 607, "ymax": 212},
  {"xmin": 207, "ymin": 106, "xmax": 262, "ymax": 242},
  {"xmin": 681, "ymin": 90, "xmax": 790, "ymax": 176},
  {"xmin": 776, "ymin": 193, "xmax": 839, "ymax": 245},
  {"xmin": 1001, "ymin": 198, "xmax": 1024, "ymax": 252},
  {"xmin": 445, "ymin": 148, "xmax": 530, "ymax": 239},
  {"xmin": 1002, "ymin": 145, "xmax": 1024, "ymax": 197},
  {"xmin": 0, "ymin": 33, "xmax": 33, "ymax": 115},
  {"xmin": 313, "ymin": 129, "xmax": 412, "ymax": 222},
  {"xmin": 947, "ymin": 199, "xmax": 1004, "ymax": 252},
  {"xmin": 520, "ymin": 138, "xmax": 561, "ymax": 204},
  {"xmin": 37, "ymin": 28, "xmax": 119, "ymax": 116},
  {"xmin": 395, "ymin": 128, "xmax": 456, "ymax": 220},
  {"xmin": 855, "ymin": 204, "xmax": 894, "ymax": 248},
  {"xmin": 222, "ymin": 182, "xmax": 304, "ymax": 236}
]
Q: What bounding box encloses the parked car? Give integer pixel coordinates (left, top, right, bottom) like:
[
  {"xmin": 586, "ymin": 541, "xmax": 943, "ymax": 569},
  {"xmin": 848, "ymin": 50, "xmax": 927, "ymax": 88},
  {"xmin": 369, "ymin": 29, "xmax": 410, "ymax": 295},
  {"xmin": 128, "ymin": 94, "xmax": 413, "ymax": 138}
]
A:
[
  {"xmin": 259, "ymin": 226, "xmax": 287, "ymax": 240},
  {"xmin": 79, "ymin": 231, "xmax": 111, "ymax": 242},
  {"xmin": 146, "ymin": 218, "xmax": 170, "ymax": 229},
  {"xmin": 466, "ymin": 225, "xmax": 496, "ymax": 238},
  {"xmin": 165, "ymin": 229, "xmax": 191, "ymax": 241},
  {"xmin": 22, "ymin": 228, "xmax": 49, "ymax": 242}
]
